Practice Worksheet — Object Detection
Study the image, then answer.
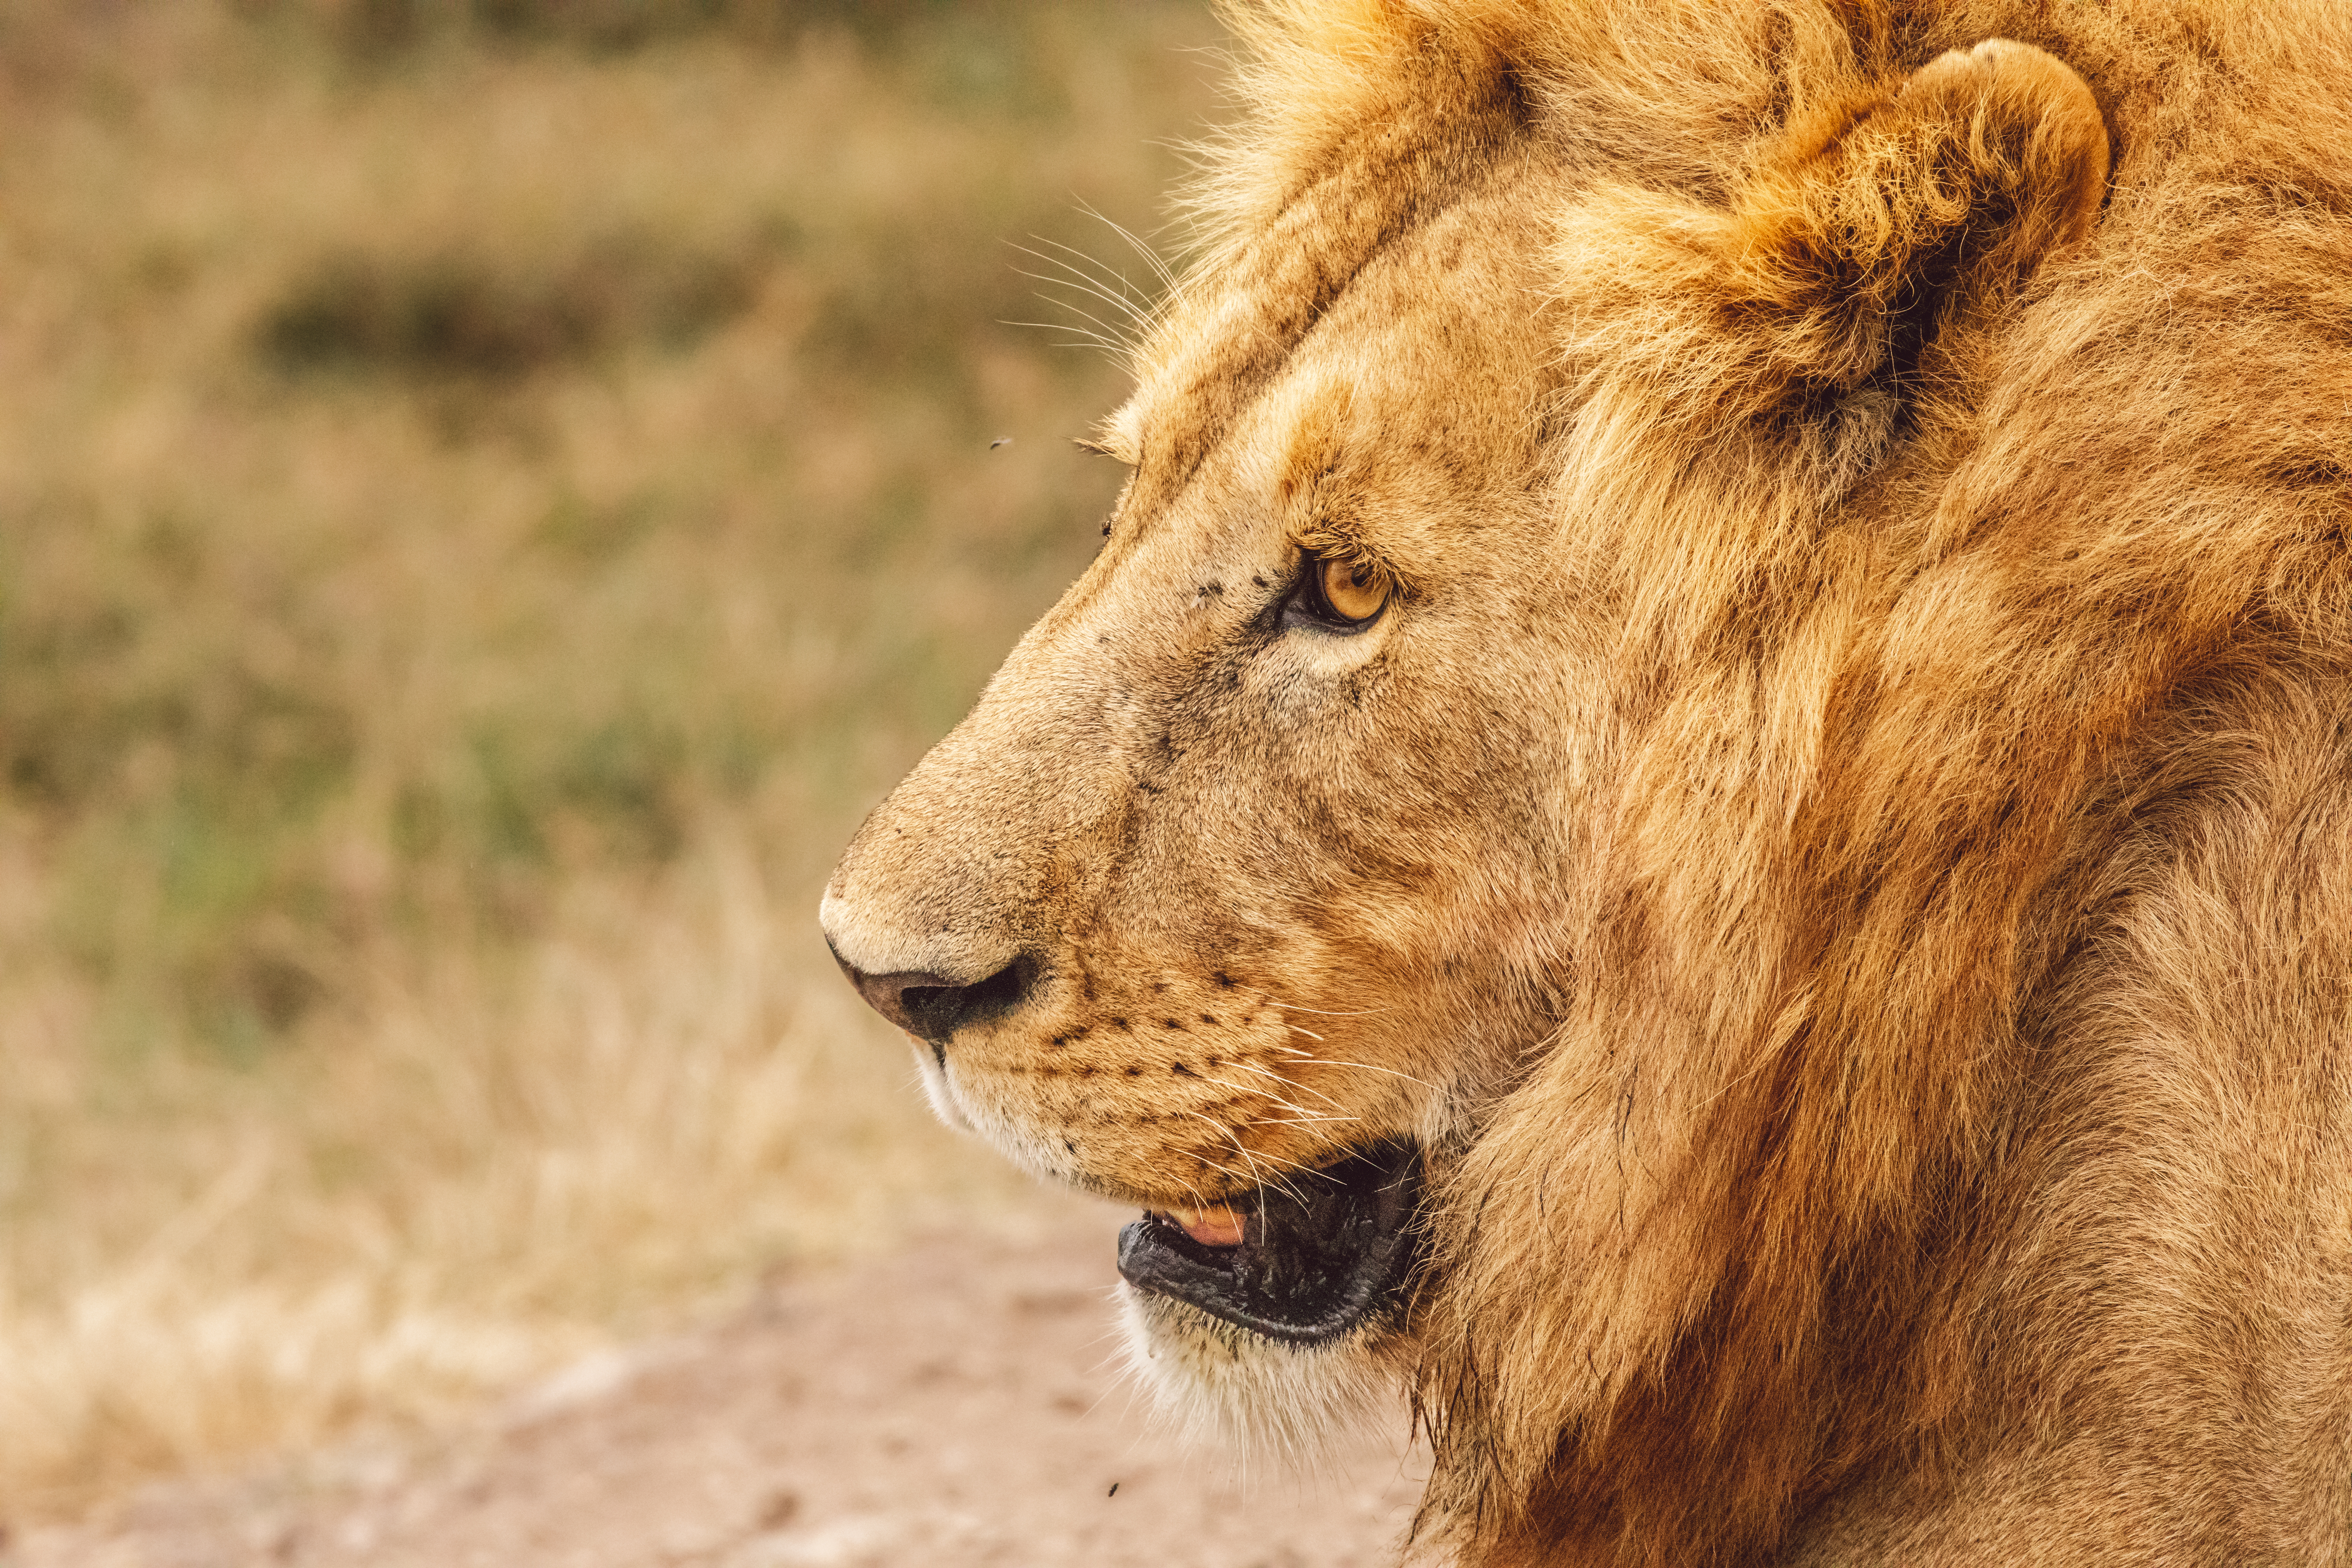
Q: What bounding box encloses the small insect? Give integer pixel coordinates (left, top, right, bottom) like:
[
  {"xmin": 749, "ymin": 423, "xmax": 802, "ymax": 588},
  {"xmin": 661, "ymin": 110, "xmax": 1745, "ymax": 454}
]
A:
[
  {"xmin": 990, "ymin": 436, "xmax": 1013, "ymax": 449},
  {"xmin": 1107, "ymin": 1482, "xmax": 1120, "ymax": 1498}
]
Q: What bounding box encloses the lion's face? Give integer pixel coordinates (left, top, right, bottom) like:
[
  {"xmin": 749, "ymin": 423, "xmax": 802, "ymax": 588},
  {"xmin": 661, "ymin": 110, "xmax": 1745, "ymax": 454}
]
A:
[
  {"xmin": 822, "ymin": 11, "xmax": 2178, "ymax": 1559},
  {"xmin": 822, "ymin": 117, "xmax": 1579, "ymax": 1426}
]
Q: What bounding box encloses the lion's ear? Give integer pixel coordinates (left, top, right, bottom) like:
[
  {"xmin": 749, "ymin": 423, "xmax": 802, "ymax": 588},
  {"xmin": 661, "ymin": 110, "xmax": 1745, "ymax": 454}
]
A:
[
  {"xmin": 1558, "ymin": 38, "xmax": 2109, "ymax": 447},
  {"xmin": 1738, "ymin": 37, "xmax": 2109, "ymax": 393}
]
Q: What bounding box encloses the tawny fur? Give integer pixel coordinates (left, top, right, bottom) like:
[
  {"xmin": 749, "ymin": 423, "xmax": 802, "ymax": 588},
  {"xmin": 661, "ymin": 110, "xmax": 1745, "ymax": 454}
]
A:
[{"xmin": 824, "ymin": 3, "xmax": 2352, "ymax": 1563}]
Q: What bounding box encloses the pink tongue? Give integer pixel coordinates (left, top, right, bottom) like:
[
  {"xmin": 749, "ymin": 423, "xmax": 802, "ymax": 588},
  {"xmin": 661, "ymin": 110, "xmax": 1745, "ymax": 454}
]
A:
[{"xmin": 1167, "ymin": 1204, "xmax": 1246, "ymax": 1247}]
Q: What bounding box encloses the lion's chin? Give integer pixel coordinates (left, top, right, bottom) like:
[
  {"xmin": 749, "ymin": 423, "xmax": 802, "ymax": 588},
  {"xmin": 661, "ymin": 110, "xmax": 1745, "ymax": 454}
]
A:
[
  {"xmin": 1110, "ymin": 1140, "xmax": 1423, "ymax": 1462},
  {"xmin": 1115, "ymin": 1281, "xmax": 1411, "ymax": 1464}
]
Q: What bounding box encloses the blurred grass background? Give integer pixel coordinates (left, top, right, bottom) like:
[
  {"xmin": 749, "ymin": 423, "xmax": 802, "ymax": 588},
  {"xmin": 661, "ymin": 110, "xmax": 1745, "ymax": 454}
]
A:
[{"xmin": 0, "ymin": 0, "xmax": 1220, "ymax": 1518}]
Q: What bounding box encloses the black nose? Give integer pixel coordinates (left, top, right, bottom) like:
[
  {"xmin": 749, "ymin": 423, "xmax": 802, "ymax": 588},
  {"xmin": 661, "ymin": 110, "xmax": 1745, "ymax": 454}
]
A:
[{"xmin": 829, "ymin": 947, "xmax": 1036, "ymax": 1049}]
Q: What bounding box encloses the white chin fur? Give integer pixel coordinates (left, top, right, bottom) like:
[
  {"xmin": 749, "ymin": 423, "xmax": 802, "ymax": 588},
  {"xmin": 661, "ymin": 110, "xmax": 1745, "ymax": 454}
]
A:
[
  {"xmin": 1115, "ymin": 1279, "xmax": 1405, "ymax": 1466},
  {"xmin": 909, "ymin": 1043, "xmax": 979, "ymax": 1134}
]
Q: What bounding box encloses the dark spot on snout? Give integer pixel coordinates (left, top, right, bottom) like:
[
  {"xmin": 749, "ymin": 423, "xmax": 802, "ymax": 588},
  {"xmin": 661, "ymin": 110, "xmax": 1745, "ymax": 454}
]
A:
[{"xmin": 1172, "ymin": 1061, "xmax": 1196, "ymax": 1077}]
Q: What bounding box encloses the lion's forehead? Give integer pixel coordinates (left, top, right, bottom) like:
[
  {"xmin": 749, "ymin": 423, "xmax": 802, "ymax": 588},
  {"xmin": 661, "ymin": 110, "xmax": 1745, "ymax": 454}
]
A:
[{"xmin": 1106, "ymin": 189, "xmax": 1557, "ymax": 577}]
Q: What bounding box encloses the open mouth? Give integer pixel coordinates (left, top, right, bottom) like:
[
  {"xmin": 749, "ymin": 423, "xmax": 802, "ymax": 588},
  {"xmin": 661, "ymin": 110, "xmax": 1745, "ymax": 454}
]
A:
[{"xmin": 1115, "ymin": 1140, "xmax": 1422, "ymax": 1346}]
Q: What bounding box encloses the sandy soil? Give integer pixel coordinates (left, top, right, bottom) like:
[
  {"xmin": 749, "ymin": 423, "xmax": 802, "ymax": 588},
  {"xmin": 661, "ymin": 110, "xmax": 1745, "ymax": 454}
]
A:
[{"xmin": 20, "ymin": 1205, "xmax": 1428, "ymax": 1568}]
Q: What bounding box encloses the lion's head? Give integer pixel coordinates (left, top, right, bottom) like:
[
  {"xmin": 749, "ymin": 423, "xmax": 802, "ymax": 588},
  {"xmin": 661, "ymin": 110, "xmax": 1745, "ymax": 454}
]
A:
[{"xmin": 823, "ymin": 4, "xmax": 2352, "ymax": 1562}]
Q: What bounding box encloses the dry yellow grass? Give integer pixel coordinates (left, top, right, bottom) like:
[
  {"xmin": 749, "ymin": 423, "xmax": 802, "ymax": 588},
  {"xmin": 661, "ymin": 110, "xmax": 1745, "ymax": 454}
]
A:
[{"xmin": 0, "ymin": 2, "xmax": 1220, "ymax": 1518}]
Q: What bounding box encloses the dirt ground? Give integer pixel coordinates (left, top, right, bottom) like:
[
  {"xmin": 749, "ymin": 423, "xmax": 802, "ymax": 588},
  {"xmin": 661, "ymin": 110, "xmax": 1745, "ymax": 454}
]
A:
[{"xmin": 19, "ymin": 1203, "xmax": 1428, "ymax": 1568}]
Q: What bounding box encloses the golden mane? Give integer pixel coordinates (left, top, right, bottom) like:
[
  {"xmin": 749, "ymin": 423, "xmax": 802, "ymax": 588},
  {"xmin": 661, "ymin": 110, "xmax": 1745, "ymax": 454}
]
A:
[{"xmin": 1189, "ymin": 3, "xmax": 2352, "ymax": 1561}]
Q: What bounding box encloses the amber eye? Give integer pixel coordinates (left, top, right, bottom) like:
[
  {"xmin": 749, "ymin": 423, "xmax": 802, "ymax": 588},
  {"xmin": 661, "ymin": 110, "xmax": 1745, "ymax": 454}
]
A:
[
  {"xmin": 1319, "ymin": 556, "xmax": 1388, "ymax": 622},
  {"xmin": 1283, "ymin": 550, "xmax": 1392, "ymax": 633}
]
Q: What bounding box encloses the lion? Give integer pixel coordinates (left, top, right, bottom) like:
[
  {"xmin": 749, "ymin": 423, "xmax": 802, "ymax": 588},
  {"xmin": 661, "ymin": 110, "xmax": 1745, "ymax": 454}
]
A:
[{"xmin": 819, "ymin": 2, "xmax": 2352, "ymax": 1561}]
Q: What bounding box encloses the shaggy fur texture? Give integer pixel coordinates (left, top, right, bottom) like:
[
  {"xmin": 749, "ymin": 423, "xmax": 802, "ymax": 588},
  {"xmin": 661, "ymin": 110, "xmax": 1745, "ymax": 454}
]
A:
[{"xmin": 824, "ymin": 3, "xmax": 2352, "ymax": 1562}]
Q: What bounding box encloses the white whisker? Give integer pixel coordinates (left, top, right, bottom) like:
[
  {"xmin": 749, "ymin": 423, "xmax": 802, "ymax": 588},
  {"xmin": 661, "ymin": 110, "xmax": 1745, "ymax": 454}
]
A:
[
  {"xmin": 1227, "ymin": 1060, "xmax": 1350, "ymax": 1112},
  {"xmin": 1176, "ymin": 1111, "xmax": 1323, "ymax": 1205},
  {"xmin": 1012, "ymin": 266, "xmax": 1151, "ymax": 335},
  {"xmin": 1014, "ymin": 237, "xmax": 1156, "ymax": 323},
  {"xmin": 1011, "ymin": 286, "xmax": 1135, "ymax": 345},
  {"xmin": 997, "ymin": 317, "xmax": 1127, "ymax": 358},
  {"xmin": 1284, "ymin": 1055, "xmax": 1439, "ymax": 1092},
  {"xmin": 1192, "ymin": 1073, "xmax": 1325, "ymax": 1122},
  {"xmin": 1072, "ymin": 198, "xmax": 1181, "ymax": 293}
]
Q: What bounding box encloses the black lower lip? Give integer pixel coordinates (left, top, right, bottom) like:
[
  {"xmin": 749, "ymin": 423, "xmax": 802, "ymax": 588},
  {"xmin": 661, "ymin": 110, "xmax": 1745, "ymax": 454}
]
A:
[{"xmin": 1115, "ymin": 1140, "xmax": 1422, "ymax": 1346}]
